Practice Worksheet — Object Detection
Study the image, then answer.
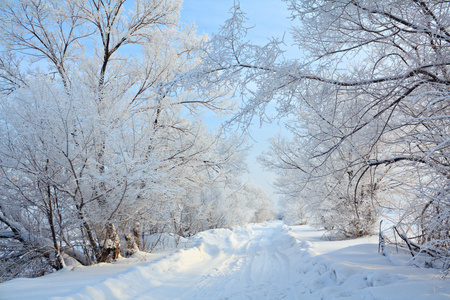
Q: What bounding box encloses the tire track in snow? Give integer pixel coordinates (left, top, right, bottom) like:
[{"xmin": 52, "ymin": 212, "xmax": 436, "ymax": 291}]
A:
[
  {"xmin": 181, "ymin": 224, "xmax": 301, "ymax": 299},
  {"xmin": 6, "ymin": 222, "xmax": 449, "ymax": 299},
  {"xmin": 50, "ymin": 223, "xmax": 302, "ymax": 300}
]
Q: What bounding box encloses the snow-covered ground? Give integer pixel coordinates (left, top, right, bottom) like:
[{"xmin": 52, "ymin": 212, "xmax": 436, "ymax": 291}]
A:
[{"xmin": 1, "ymin": 222, "xmax": 449, "ymax": 299}]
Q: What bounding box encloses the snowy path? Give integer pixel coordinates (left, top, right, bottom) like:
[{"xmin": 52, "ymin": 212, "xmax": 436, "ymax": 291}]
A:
[
  {"xmin": 59, "ymin": 224, "xmax": 301, "ymax": 299},
  {"xmin": 177, "ymin": 225, "xmax": 300, "ymax": 299},
  {"xmin": 1, "ymin": 222, "xmax": 450, "ymax": 299}
]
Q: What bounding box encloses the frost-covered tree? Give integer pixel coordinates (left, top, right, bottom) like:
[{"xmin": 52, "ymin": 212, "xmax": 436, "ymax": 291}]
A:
[
  {"xmin": 0, "ymin": 0, "xmax": 260, "ymax": 280},
  {"xmin": 191, "ymin": 0, "xmax": 450, "ymax": 261}
]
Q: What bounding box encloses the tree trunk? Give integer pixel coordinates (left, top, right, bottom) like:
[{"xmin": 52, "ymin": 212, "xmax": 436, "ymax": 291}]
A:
[{"xmin": 99, "ymin": 223, "xmax": 121, "ymax": 263}]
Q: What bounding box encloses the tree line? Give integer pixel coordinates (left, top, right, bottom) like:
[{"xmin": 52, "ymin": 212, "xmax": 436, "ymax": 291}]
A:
[
  {"xmin": 1, "ymin": 0, "xmax": 449, "ymax": 280},
  {"xmin": 0, "ymin": 0, "xmax": 273, "ymax": 281},
  {"xmin": 191, "ymin": 0, "xmax": 449, "ymax": 270}
]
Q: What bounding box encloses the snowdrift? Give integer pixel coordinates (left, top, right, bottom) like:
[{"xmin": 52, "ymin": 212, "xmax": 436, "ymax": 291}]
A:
[{"xmin": 0, "ymin": 222, "xmax": 449, "ymax": 299}]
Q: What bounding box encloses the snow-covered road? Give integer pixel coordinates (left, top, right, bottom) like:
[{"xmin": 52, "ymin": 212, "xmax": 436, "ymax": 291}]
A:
[
  {"xmin": 1, "ymin": 222, "xmax": 449, "ymax": 299},
  {"xmin": 175, "ymin": 225, "xmax": 301, "ymax": 299}
]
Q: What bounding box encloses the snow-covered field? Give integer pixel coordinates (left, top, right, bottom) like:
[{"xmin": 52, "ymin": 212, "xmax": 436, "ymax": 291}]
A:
[{"xmin": 1, "ymin": 222, "xmax": 449, "ymax": 299}]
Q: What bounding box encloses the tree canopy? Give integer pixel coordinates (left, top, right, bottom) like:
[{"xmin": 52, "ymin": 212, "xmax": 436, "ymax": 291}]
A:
[
  {"xmin": 192, "ymin": 0, "xmax": 449, "ymax": 266},
  {"xmin": 0, "ymin": 0, "xmax": 274, "ymax": 281}
]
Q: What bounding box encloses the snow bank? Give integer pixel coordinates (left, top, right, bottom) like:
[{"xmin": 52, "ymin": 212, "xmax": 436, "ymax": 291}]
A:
[
  {"xmin": 287, "ymin": 226, "xmax": 450, "ymax": 299},
  {"xmin": 0, "ymin": 222, "xmax": 449, "ymax": 299}
]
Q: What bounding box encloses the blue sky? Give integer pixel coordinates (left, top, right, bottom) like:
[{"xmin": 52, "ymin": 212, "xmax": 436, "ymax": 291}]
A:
[
  {"xmin": 180, "ymin": 1, "xmax": 295, "ymax": 205},
  {"xmin": 180, "ymin": 1, "xmax": 292, "ymax": 44}
]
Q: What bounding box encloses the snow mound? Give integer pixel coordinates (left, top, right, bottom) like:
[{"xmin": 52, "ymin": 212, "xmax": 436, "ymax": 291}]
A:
[{"xmin": 0, "ymin": 222, "xmax": 449, "ymax": 299}]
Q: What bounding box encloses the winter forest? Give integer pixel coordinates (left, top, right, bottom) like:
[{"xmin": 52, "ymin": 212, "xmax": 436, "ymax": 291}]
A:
[{"xmin": 0, "ymin": 0, "xmax": 449, "ymax": 286}]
